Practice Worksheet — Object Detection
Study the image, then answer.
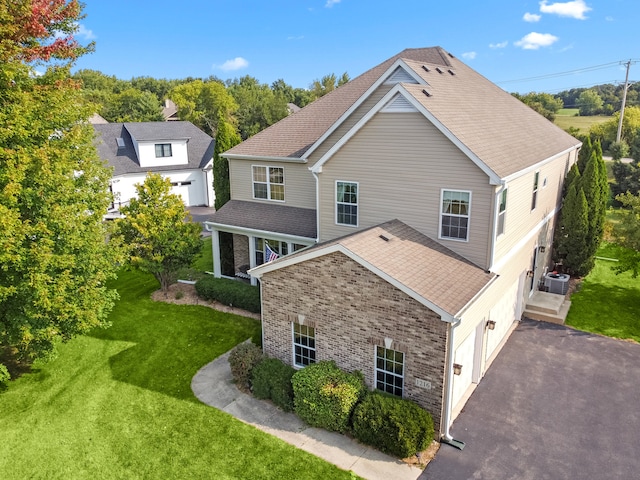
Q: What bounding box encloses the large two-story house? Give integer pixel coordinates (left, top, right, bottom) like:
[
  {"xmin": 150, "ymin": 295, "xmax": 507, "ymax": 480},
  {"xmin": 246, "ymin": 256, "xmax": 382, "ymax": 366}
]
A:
[
  {"xmin": 205, "ymin": 47, "xmax": 580, "ymax": 442},
  {"xmin": 93, "ymin": 121, "xmax": 215, "ymax": 212}
]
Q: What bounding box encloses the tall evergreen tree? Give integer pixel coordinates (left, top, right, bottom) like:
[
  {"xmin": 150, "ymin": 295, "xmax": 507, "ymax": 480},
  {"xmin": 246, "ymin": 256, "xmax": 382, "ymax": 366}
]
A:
[
  {"xmin": 580, "ymin": 148, "xmax": 608, "ymax": 262},
  {"xmin": 577, "ymin": 135, "xmax": 592, "ymax": 173},
  {"xmin": 556, "ymin": 184, "xmax": 590, "ymax": 275}
]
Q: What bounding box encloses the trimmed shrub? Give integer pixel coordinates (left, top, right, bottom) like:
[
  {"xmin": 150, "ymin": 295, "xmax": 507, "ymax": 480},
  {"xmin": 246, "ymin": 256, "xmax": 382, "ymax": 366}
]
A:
[
  {"xmin": 292, "ymin": 361, "xmax": 366, "ymax": 433},
  {"xmin": 251, "ymin": 358, "xmax": 296, "ymax": 411},
  {"xmin": 195, "ymin": 276, "xmax": 261, "ymax": 313},
  {"xmin": 352, "ymin": 391, "xmax": 434, "ymax": 458},
  {"xmin": 228, "ymin": 342, "xmax": 263, "ymax": 392},
  {"xmin": 0, "ymin": 364, "xmax": 10, "ymax": 386}
]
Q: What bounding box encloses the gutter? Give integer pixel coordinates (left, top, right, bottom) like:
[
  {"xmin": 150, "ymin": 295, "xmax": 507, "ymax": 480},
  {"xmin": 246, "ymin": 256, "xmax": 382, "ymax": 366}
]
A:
[{"xmin": 440, "ymin": 318, "xmax": 465, "ymax": 450}]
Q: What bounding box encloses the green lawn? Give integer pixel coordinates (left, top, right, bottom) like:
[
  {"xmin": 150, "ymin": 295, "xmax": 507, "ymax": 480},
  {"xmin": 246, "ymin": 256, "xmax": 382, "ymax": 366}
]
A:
[
  {"xmin": 0, "ymin": 269, "xmax": 353, "ymax": 479},
  {"xmin": 566, "ymin": 243, "xmax": 640, "ymax": 342},
  {"xmin": 554, "ymin": 114, "xmax": 610, "ymax": 135}
]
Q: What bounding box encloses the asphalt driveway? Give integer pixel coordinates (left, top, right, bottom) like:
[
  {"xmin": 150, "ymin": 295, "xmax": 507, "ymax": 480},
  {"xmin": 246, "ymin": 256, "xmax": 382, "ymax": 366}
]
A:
[{"xmin": 423, "ymin": 319, "xmax": 640, "ymax": 480}]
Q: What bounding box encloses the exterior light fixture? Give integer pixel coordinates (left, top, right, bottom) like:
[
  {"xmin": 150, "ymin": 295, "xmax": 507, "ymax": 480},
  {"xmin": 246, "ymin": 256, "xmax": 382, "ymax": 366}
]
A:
[
  {"xmin": 539, "ymin": 246, "xmax": 546, "ymax": 253},
  {"xmin": 527, "ymin": 270, "xmax": 534, "ymax": 278},
  {"xmin": 453, "ymin": 363, "xmax": 463, "ymax": 375},
  {"xmin": 486, "ymin": 320, "xmax": 496, "ymax": 330}
]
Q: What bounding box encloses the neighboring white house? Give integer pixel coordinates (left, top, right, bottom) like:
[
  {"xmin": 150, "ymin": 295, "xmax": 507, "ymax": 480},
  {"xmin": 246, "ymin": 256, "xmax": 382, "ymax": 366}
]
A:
[{"xmin": 93, "ymin": 121, "xmax": 215, "ymax": 212}]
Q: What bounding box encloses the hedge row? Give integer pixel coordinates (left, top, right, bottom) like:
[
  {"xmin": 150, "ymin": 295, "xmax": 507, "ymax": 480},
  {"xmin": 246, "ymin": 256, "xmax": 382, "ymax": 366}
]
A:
[{"xmin": 195, "ymin": 276, "xmax": 260, "ymax": 313}]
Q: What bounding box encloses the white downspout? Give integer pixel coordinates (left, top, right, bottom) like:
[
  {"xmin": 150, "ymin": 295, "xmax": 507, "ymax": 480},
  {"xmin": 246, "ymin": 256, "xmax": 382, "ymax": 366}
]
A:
[
  {"xmin": 311, "ymin": 170, "xmax": 321, "ymax": 243},
  {"xmin": 440, "ymin": 318, "xmax": 465, "ymax": 450}
]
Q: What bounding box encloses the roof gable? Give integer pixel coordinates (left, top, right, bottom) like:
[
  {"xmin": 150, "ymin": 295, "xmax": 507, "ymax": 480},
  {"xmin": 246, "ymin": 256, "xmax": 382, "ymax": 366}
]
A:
[{"xmin": 250, "ymin": 219, "xmax": 496, "ymax": 320}]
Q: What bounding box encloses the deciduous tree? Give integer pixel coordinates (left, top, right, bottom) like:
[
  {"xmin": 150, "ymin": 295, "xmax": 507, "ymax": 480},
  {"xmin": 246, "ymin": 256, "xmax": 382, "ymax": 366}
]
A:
[
  {"xmin": 115, "ymin": 174, "xmax": 202, "ymax": 293},
  {"xmin": 170, "ymin": 80, "xmax": 237, "ymax": 136},
  {"xmin": 611, "ymin": 192, "xmax": 640, "ymax": 277}
]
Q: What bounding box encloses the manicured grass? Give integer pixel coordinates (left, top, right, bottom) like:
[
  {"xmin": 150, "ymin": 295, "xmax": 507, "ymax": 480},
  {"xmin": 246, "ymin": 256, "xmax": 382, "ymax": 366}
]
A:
[
  {"xmin": 557, "ymin": 108, "xmax": 579, "ymax": 116},
  {"xmin": 192, "ymin": 236, "xmax": 213, "ymax": 272},
  {"xmin": 0, "ymin": 269, "xmax": 354, "ymax": 479},
  {"xmin": 566, "ymin": 243, "xmax": 640, "ymax": 342},
  {"xmin": 554, "ymin": 114, "xmax": 610, "ymax": 135}
]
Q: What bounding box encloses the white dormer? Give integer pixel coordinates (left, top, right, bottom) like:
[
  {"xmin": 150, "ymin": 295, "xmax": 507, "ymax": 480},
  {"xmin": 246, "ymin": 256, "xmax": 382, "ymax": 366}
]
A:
[{"xmin": 130, "ymin": 136, "xmax": 190, "ymax": 168}]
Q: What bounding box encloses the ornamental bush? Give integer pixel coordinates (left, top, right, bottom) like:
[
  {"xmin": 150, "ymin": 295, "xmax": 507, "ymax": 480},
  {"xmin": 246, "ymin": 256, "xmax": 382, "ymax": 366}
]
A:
[
  {"xmin": 195, "ymin": 276, "xmax": 261, "ymax": 313},
  {"xmin": 228, "ymin": 342, "xmax": 263, "ymax": 392},
  {"xmin": 292, "ymin": 361, "xmax": 366, "ymax": 433},
  {"xmin": 351, "ymin": 391, "xmax": 434, "ymax": 458},
  {"xmin": 0, "ymin": 364, "xmax": 10, "ymax": 387},
  {"xmin": 251, "ymin": 358, "xmax": 296, "ymax": 411}
]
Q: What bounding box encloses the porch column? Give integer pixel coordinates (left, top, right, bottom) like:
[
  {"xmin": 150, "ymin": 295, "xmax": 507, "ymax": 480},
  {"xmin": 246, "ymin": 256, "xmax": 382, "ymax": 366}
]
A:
[
  {"xmin": 211, "ymin": 228, "xmax": 221, "ymax": 278},
  {"xmin": 248, "ymin": 235, "xmax": 258, "ymax": 286}
]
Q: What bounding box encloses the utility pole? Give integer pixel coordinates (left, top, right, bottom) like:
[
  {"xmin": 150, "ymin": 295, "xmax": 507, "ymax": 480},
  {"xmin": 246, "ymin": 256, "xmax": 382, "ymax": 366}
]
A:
[{"xmin": 616, "ymin": 60, "xmax": 633, "ymax": 143}]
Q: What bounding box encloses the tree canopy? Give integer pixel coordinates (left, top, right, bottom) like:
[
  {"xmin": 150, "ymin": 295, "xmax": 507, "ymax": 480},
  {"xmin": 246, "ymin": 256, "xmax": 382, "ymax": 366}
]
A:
[
  {"xmin": 115, "ymin": 174, "xmax": 202, "ymax": 293},
  {"xmin": 0, "ymin": 1, "xmax": 123, "ymax": 370},
  {"xmin": 512, "ymin": 92, "xmax": 563, "ymax": 121},
  {"xmin": 611, "ymin": 192, "xmax": 640, "ymax": 278}
]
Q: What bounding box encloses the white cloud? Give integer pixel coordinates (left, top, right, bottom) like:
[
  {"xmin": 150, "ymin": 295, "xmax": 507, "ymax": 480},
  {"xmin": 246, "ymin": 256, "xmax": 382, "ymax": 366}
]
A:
[
  {"xmin": 215, "ymin": 57, "xmax": 249, "ymax": 72},
  {"xmin": 461, "ymin": 51, "xmax": 477, "ymax": 60},
  {"xmin": 605, "ymin": 16, "xmax": 613, "ymax": 21},
  {"xmin": 523, "ymin": 12, "xmax": 542, "ymax": 22},
  {"xmin": 325, "ymin": 0, "xmax": 341, "ymax": 7},
  {"xmin": 539, "ymin": 0, "xmax": 592, "ymax": 20},
  {"xmin": 489, "ymin": 41, "xmax": 508, "ymax": 49},
  {"xmin": 76, "ymin": 24, "xmax": 96, "ymax": 40},
  {"xmin": 515, "ymin": 32, "xmax": 559, "ymax": 50}
]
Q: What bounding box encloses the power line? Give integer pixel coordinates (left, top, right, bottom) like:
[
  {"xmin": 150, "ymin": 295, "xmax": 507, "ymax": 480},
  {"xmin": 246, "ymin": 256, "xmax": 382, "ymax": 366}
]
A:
[{"xmin": 496, "ymin": 60, "xmax": 640, "ymax": 85}]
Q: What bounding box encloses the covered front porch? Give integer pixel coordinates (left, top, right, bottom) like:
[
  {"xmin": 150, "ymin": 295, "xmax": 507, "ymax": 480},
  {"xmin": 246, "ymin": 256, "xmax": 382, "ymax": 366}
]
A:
[{"xmin": 204, "ymin": 200, "xmax": 317, "ymax": 286}]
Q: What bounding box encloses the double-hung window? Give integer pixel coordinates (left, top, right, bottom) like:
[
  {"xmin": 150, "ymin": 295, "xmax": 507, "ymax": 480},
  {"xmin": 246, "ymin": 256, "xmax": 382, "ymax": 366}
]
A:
[
  {"xmin": 375, "ymin": 346, "xmax": 404, "ymax": 397},
  {"xmin": 293, "ymin": 323, "xmax": 316, "ymax": 367},
  {"xmin": 336, "ymin": 181, "xmax": 358, "ymax": 226},
  {"xmin": 497, "ymin": 189, "xmax": 507, "ymax": 236},
  {"xmin": 253, "ymin": 166, "xmax": 284, "ymax": 201},
  {"xmin": 531, "ymin": 171, "xmax": 539, "ymax": 210},
  {"xmin": 155, "ymin": 143, "xmax": 172, "ymax": 157},
  {"xmin": 440, "ymin": 189, "xmax": 471, "ymax": 241}
]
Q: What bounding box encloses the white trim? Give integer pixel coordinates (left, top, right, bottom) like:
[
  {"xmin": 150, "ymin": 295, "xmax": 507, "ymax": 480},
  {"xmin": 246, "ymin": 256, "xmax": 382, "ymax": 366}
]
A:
[
  {"xmin": 489, "ymin": 206, "xmax": 559, "ymax": 273},
  {"xmin": 303, "ymin": 59, "xmax": 428, "ymax": 160},
  {"xmin": 530, "ymin": 170, "xmax": 540, "ymax": 212},
  {"xmin": 204, "ymin": 221, "xmax": 316, "ymax": 245},
  {"xmin": 251, "ymin": 165, "xmax": 285, "ymax": 202},
  {"xmin": 292, "ymin": 322, "xmax": 316, "ymax": 368},
  {"xmin": 223, "ymin": 153, "xmax": 307, "ymax": 163},
  {"xmin": 374, "ymin": 344, "xmax": 405, "ymax": 397},
  {"xmin": 335, "ymin": 180, "xmax": 359, "ymax": 227},
  {"xmin": 438, "ymin": 188, "xmax": 472, "ymax": 243},
  {"xmin": 380, "ymin": 93, "xmax": 419, "ymax": 113},
  {"xmin": 309, "ymin": 84, "xmax": 503, "ymax": 185},
  {"xmin": 383, "ymin": 65, "xmax": 424, "ymax": 85},
  {"xmin": 497, "ymin": 188, "xmax": 508, "ymax": 237},
  {"xmin": 502, "ymin": 145, "xmax": 580, "ymax": 183},
  {"xmin": 249, "ymin": 243, "xmax": 455, "ymax": 322}
]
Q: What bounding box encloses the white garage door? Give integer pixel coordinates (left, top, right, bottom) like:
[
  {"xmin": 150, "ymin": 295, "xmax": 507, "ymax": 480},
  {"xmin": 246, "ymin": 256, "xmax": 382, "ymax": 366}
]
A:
[{"xmin": 170, "ymin": 180, "xmax": 203, "ymax": 206}]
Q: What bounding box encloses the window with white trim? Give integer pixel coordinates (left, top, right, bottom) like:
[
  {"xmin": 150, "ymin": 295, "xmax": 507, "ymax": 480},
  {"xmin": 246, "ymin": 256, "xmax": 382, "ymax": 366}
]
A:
[
  {"xmin": 336, "ymin": 181, "xmax": 358, "ymax": 226},
  {"xmin": 253, "ymin": 166, "xmax": 284, "ymax": 201},
  {"xmin": 497, "ymin": 189, "xmax": 507, "ymax": 236},
  {"xmin": 255, "ymin": 238, "xmax": 288, "ymax": 266},
  {"xmin": 531, "ymin": 171, "xmax": 539, "ymax": 210},
  {"xmin": 375, "ymin": 346, "xmax": 404, "ymax": 397},
  {"xmin": 293, "ymin": 323, "xmax": 316, "ymax": 367},
  {"xmin": 440, "ymin": 190, "xmax": 470, "ymax": 241},
  {"xmin": 155, "ymin": 143, "xmax": 172, "ymax": 157}
]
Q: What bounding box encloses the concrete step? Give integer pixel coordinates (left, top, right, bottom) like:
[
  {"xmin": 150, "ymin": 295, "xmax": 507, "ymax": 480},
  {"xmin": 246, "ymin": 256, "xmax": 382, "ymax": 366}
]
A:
[
  {"xmin": 525, "ymin": 291, "xmax": 566, "ymax": 315},
  {"xmin": 523, "ymin": 300, "xmax": 571, "ymax": 325}
]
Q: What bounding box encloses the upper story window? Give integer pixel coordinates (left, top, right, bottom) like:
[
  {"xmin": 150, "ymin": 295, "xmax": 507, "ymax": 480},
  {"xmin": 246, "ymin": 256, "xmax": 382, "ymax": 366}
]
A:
[
  {"xmin": 375, "ymin": 346, "xmax": 404, "ymax": 397},
  {"xmin": 531, "ymin": 171, "xmax": 540, "ymax": 210},
  {"xmin": 293, "ymin": 323, "xmax": 316, "ymax": 368},
  {"xmin": 497, "ymin": 189, "xmax": 507, "ymax": 236},
  {"xmin": 336, "ymin": 181, "xmax": 358, "ymax": 226},
  {"xmin": 440, "ymin": 189, "xmax": 471, "ymax": 241},
  {"xmin": 253, "ymin": 166, "xmax": 284, "ymax": 201},
  {"xmin": 155, "ymin": 143, "xmax": 172, "ymax": 158}
]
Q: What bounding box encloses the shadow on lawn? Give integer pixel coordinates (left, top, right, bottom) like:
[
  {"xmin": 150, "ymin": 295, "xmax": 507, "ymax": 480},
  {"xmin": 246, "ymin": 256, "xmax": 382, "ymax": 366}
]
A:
[{"xmin": 88, "ymin": 286, "xmax": 260, "ymax": 402}]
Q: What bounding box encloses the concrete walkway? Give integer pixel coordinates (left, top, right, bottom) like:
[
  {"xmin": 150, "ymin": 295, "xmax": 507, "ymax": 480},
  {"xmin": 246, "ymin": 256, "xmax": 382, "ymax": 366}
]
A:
[{"xmin": 191, "ymin": 349, "xmax": 423, "ymax": 480}]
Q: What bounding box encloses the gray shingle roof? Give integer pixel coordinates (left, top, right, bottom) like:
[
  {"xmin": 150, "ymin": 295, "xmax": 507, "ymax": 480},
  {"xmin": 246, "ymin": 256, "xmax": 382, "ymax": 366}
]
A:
[
  {"xmin": 208, "ymin": 200, "xmax": 317, "ymax": 239},
  {"xmin": 93, "ymin": 121, "xmax": 214, "ymax": 176},
  {"xmin": 225, "ymin": 47, "xmax": 579, "ymax": 179}
]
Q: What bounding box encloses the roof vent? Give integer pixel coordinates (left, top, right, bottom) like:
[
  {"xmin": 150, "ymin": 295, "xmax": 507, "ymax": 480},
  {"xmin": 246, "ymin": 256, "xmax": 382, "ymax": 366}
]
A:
[
  {"xmin": 116, "ymin": 137, "xmax": 125, "ymax": 148},
  {"xmin": 435, "ymin": 67, "xmax": 444, "ymax": 74},
  {"xmin": 448, "ymin": 69, "xmax": 456, "ymax": 76},
  {"xmin": 422, "ymin": 89, "xmax": 431, "ymax": 97},
  {"xmin": 379, "ymin": 235, "xmax": 390, "ymax": 242},
  {"xmin": 384, "ymin": 66, "xmax": 419, "ymax": 85},
  {"xmin": 422, "ymin": 65, "xmax": 430, "ymax": 72}
]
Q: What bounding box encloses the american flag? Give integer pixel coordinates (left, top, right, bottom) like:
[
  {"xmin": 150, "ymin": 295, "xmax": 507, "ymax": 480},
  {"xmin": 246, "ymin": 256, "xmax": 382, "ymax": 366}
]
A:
[{"xmin": 265, "ymin": 243, "xmax": 279, "ymax": 262}]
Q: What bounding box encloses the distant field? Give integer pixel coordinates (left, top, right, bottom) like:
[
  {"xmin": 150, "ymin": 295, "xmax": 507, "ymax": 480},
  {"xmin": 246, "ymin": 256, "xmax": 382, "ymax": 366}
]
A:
[{"xmin": 554, "ymin": 112, "xmax": 610, "ymax": 134}]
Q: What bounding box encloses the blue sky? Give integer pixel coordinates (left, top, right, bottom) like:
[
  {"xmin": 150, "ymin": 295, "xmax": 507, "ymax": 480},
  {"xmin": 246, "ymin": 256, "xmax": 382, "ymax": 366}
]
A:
[{"xmin": 72, "ymin": 0, "xmax": 637, "ymax": 94}]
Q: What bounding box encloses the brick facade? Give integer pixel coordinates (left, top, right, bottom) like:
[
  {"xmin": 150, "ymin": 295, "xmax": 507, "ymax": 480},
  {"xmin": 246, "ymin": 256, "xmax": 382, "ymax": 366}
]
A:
[
  {"xmin": 233, "ymin": 234, "xmax": 249, "ymax": 274},
  {"xmin": 260, "ymin": 251, "xmax": 449, "ymax": 431}
]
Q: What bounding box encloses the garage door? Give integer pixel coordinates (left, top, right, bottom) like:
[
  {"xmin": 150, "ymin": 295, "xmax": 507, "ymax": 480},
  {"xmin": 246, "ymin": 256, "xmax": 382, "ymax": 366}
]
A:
[{"xmin": 170, "ymin": 180, "xmax": 202, "ymax": 206}]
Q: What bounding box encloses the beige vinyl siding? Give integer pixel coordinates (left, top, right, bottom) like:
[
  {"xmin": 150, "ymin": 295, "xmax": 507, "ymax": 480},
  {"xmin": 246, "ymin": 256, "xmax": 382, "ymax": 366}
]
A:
[
  {"xmin": 228, "ymin": 159, "xmax": 316, "ymax": 209},
  {"xmin": 318, "ymin": 112, "xmax": 493, "ymax": 269},
  {"xmin": 307, "ymin": 84, "xmax": 394, "ymax": 166},
  {"xmin": 493, "ymin": 150, "xmax": 575, "ymax": 264}
]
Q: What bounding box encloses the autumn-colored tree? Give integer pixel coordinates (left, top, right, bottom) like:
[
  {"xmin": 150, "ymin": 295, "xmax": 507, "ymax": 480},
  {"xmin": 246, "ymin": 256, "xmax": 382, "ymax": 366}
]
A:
[
  {"xmin": 115, "ymin": 174, "xmax": 202, "ymax": 293},
  {"xmin": 0, "ymin": 1, "xmax": 122, "ymax": 373}
]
